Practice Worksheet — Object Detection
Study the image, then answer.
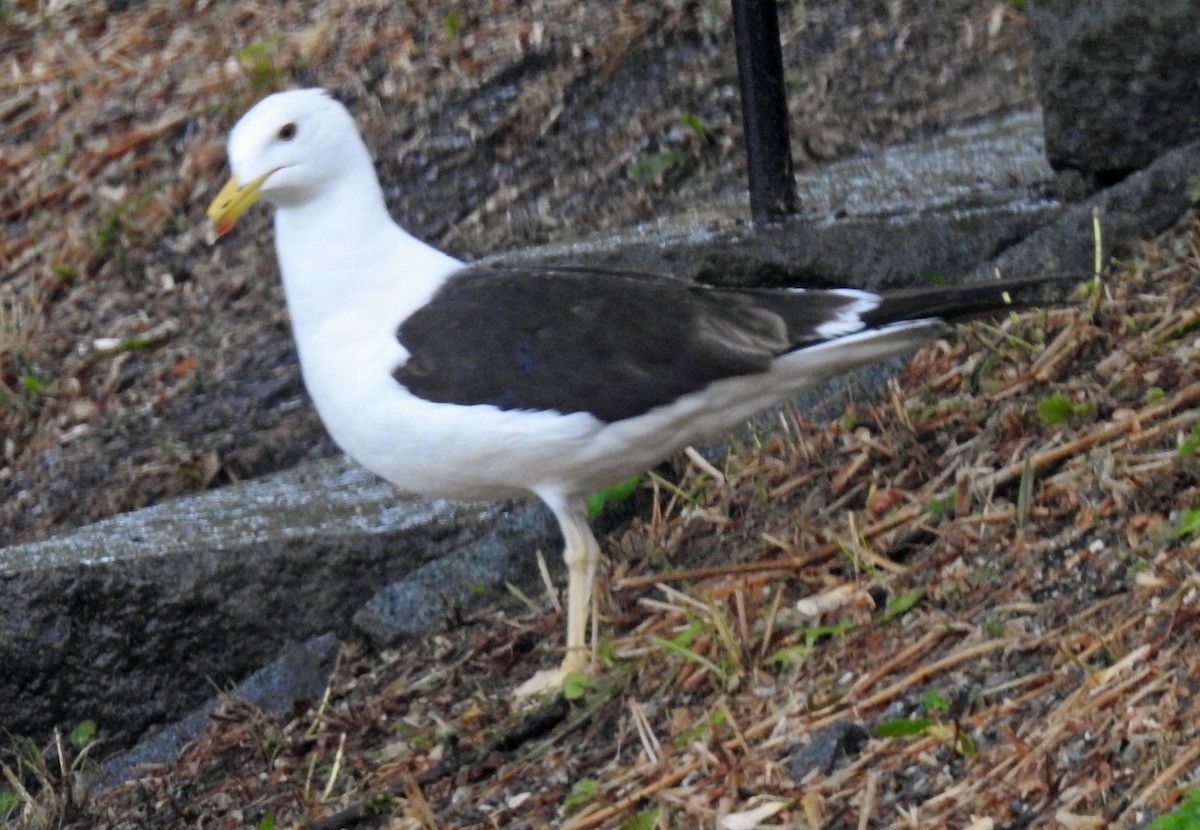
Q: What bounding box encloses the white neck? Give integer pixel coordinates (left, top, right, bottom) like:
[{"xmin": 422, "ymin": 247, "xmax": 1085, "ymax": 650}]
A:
[{"xmin": 272, "ymin": 167, "xmax": 463, "ymax": 343}]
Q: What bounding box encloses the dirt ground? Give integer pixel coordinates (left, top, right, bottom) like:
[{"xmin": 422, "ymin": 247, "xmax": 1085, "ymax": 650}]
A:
[
  {"xmin": 24, "ymin": 226, "xmax": 1200, "ymax": 829},
  {"xmin": 0, "ymin": 0, "xmax": 1034, "ymax": 548},
  {"xmin": 14, "ymin": 2, "xmax": 1200, "ymax": 829}
]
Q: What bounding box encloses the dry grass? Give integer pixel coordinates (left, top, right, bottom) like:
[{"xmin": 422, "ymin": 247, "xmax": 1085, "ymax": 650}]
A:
[
  {"xmin": 0, "ymin": 0, "xmax": 1034, "ymax": 547},
  {"xmin": 0, "ymin": 0, "xmax": 747, "ymax": 542},
  {"xmin": 11, "ymin": 2, "xmax": 1190, "ymax": 829},
  {"xmin": 7, "ymin": 216, "xmax": 1193, "ymax": 828}
]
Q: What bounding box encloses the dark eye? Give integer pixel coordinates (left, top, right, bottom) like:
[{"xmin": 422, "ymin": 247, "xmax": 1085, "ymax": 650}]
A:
[{"xmin": 277, "ymin": 122, "xmax": 297, "ymax": 141}]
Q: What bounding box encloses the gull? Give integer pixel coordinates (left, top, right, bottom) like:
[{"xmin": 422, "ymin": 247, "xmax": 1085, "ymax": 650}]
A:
[{"xmin": 207, "ymin": 88, "xmax": 1057, "ymax": 696}]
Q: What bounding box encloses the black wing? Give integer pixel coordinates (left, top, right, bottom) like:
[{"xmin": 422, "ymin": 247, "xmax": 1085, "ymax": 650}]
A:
[
  {"xmin": 393, "ymin": 265, "xmax": 869, "ymax": 423},
  {"xmin": 860, "ymin": 275, "xmax": 1063, "ymax": 328}
]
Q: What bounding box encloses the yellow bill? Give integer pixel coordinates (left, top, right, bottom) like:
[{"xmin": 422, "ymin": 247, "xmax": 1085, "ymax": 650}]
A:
[{"xmin": 206, "ymin": 171, "xmax": 270, "ymax": 239}]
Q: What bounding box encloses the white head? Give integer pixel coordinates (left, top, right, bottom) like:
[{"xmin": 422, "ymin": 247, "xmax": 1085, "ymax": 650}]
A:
[{"xmin": 207, "ymin": 89, "xmax": 374, "ymax": 233}]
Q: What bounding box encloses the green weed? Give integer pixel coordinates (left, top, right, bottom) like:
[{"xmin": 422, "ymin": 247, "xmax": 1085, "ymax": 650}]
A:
[
  {"xmin": 1036, "ymin": 391, "xmax": 1092, "ymax": 426},
  {"xmin": 236, "ymin": 36, "xmax": 283, "ymax": 90},
  {"xmin": 1147, "ymin": 786, "xmax": 1200, "ymax": 829},
  {"xmin": 0, "ymin": 720, "xmax": 100, "ymax": 826}
]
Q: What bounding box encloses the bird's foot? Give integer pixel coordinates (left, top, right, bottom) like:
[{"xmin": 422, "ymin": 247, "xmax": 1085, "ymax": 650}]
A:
[
  {"xmin": 513, "ymin": 667, "xmax": 571, "ymax": 700},
  {"xmin": 513, "ymin": 651, "xmax": 589, "ymax": 701}
]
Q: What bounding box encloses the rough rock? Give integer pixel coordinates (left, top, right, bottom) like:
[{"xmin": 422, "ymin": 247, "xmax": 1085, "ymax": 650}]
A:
[
  {"xmin": 3, "ymin": 112, "xmax": 1197, "ymax": 764},
  {"xmin": 91, "ymin": 634, "xmax": 339, "ymax": 791},
  {"xmin": 0, "ymin": 459, "xmax": 492, "ymax": 746},
  {"xmin": 1029, "ymin": 0, "xmax": 1200, "ymax": 177}
]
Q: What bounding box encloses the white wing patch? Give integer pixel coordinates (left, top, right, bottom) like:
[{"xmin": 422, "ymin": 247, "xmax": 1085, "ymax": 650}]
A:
[{"xmin": 792, "ymin": 288, "xmax": 882, "ymax": 339}]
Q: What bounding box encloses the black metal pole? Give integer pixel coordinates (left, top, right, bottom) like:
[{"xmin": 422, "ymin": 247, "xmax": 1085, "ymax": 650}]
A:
[{"xmin": 730, "ymin": 0, "xmax": 797, "ymax": 223}]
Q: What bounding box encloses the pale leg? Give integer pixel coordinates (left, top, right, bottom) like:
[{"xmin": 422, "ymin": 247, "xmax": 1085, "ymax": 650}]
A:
[{"xmin": 515, "ymin": 495, "xmax": 599, "ymax": 698}]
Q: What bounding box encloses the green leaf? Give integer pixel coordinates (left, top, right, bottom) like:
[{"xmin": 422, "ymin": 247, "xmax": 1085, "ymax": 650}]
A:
[
  {"xmin": 875, "ymin": 717, "xmax": 932, "ymax": 737},
  {"xmin": 1146, "ymin": 785, "xmax": 1200, "ymax": 829},
  {"xmin": 19, "ymin": 374, "xmax": 41, "ymax": 395},
  {"xmin": 444, "ymin": 9, "xmax": 462, "ymax": 37},
  {"xmin": 258, "ymin": 814, "xmax": 276, "ymax": 830},
  {"xmin": 583, "ymin": 488, "xmax": 609, "ymax": 517},
  {"xmin": 236, "ymin": 36, "xmax": 280, "ymax": 64},
  {"xmin": 70, "ymin": 719, "xmax": 97, "ymax": 750},
  {"xmin": 1037, "ymin": 392, "xmax": 1076, "ymax": 426},
  {"xmin": 678, "ymin": 112, "xmax": 709, "ymax": 138},
  {"xmin": 564, "ymin": 779, "xmax": 599, "ymax": 814},
  {"xmin": 0, "ymin": 791, "xmax": 20, "ymax": 815},
  {"xmin": 1180, "ymin": 419, "xmax": 1200, "ymax": 457},
  {"xmin": 802, "ymin": 620, "xmax": 851, "ymax": 646},
  {"xmin": 562, "ymin": 671, "xmax": 589, "ymax": 701},
  {"xmin": 920, "ymin": 691, "xmax": 950, "ymax": 714},
  {"xmin": 1175, "ymin": 507, "xmax": 1200, "ymax": 538},
  {"xmin": 586, "ymin": 475, "xmax": 642, "ymax": 518},
  {"xmin": 879, "ymin": 589, "xmax": 923, "ymax": 622},
  {"xmin": 763, "ymin": 643, "xmax": 811, "ymax": 667},
  {"xmin": 235, "ymin": 36, "xmax": 282, "ymax": 91},
  {"xmin": 595, "ymin": 639, "xmax": 618, "ymax": 668},
  {"xmin": 925, "ymin": 497, "xmax": 948, "ymax": 514},
  {"xmin": 670, "ymin": 723, "xmax": 706, "ymax": 748},
  {"xmin": 620, "ymin": 808, "xmax": 660, "ymax": 830}
]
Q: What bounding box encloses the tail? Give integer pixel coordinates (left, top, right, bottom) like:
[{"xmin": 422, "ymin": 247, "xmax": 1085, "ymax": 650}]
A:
[{"xmin": 861, "ymin": 274, "xmax": 1081, "ymax": 329}]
